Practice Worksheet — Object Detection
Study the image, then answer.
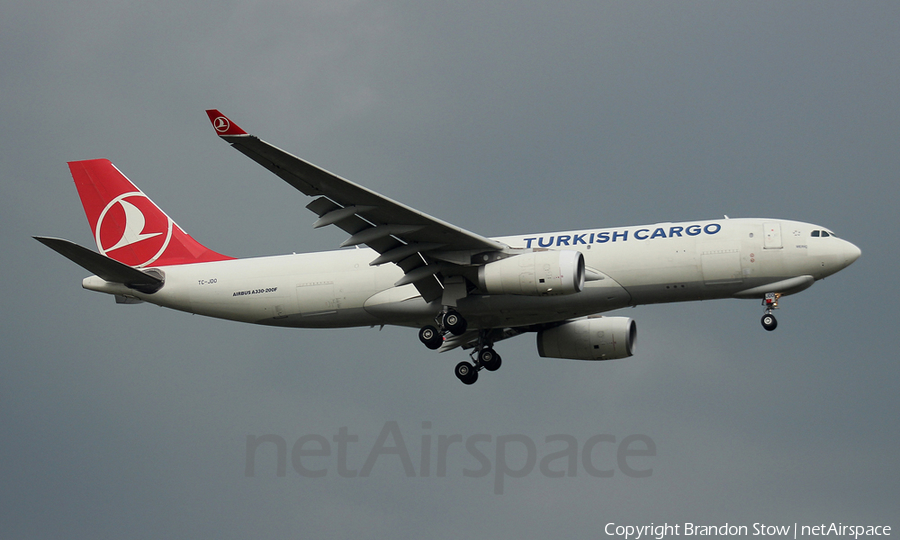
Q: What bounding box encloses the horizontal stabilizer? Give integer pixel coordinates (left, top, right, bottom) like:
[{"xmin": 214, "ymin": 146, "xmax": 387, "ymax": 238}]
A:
[{"xmin": 34, "ymin": 236, "xmax": 163, "ymax": 292}]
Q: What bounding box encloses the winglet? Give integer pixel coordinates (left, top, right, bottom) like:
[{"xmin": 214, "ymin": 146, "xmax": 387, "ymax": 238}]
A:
[{"xmin": 205, "ymin": 109, "xmax": 247, "ymax": 136}]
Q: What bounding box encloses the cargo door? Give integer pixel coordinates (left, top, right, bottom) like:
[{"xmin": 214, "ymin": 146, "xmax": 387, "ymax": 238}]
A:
[
  {"xmin": 296, "ymin": 279, "xmax": 337, "ymax": 316},
  {"xmin": 701, "ymin": 245, "xmax": 744, "ymax": 285}
]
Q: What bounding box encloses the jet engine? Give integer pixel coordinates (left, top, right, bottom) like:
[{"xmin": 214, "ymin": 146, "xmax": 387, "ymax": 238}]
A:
[
  {"xmin": 537, "ymin": 316, "xmax": 636, "ymax": 360},
  {"xmin": 477, "ymin": 251, "xmax": 585, "ymax": 296}
]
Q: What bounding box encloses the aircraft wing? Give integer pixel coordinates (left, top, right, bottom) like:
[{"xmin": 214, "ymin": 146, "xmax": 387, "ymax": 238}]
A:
[{"xmin": 206, "ymin": 110, "xmax": 507, "ymax": 302}]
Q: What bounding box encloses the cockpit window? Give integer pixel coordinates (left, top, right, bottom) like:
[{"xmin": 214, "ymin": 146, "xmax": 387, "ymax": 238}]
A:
[
  {"xmin": 810, "ymin": 229, "xmax": 837, "ymax": 238},
  {"xmin": 821, "ymin": 231, "xmax": 830, "ymax": 237},
  {"xmin": 811, "ymin": 230, "xmax": 820, "ymax": 237}
]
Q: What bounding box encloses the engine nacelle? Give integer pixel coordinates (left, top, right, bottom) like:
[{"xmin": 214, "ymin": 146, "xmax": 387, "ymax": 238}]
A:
[
  {"xmin": 477, "ymin": 250, "xmax": 585, "ymax": 296},
  {"xmin": 537, "ymin": 317, "xmax": 636, "ymax": 361}
]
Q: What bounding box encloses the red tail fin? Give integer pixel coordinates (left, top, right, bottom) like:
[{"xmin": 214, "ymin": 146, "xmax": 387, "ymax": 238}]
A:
[{"xmin": 69, "ymin": 159, "xmax": 233, "ymax": 267}]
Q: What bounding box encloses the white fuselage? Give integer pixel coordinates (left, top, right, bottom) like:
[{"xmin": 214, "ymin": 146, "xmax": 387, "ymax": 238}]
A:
[{"xmin": 82, "ymin": 218, "xmax": 860, "ymax": 330}]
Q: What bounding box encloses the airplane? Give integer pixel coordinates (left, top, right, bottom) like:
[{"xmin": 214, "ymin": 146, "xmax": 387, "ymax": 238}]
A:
[{"xmin": 35, "ymin": 110, "xmax": 862, "ymax": 384}]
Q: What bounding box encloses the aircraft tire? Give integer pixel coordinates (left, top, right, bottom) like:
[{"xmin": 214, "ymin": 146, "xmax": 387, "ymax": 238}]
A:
[
  {"xmin": 761, "ymin": 314, "xmax": 778, "ymax": 331},
  {"xmin": 419, "ymin": 325, "xmax": 443, "ymax": 349},
  {"xmin": 479, "ymin": 348, "xmax": 502, "ymax": 371},
  {"xmin": 443, "ymin": 310, "xmax": 467, "ymax": 336},
  {"xmin": 455, "ymin": 361, "xmax": 478, "ymax": 384}
]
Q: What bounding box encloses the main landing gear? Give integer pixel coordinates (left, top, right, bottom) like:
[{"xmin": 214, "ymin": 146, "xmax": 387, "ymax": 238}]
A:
[
  {"xmin": 418, "ymin": 310, "xmax": 500, "ymax": 385},
  {"xmin": 418, "ymin": 308, "xmax": 468, "ymax": 350},
  {"xmin": 454, "ymin": 330, "xmax": 502, "ymax": 385},
  {"xmin": 418, "ymin": 325, "xmax": 443, "ymax": 349},
  {"xmin": 761, "ymin": 292, "xmax": 781, "ymax": 331}
]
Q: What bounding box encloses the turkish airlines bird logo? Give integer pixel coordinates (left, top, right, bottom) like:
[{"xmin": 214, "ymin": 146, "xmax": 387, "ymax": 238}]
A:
[
  {"xmin": 213, "ymin": 116, "xmax": 231, "ymax": 133},
  {"xmin": 96, "ymin": 192, "xmax": 173, "ymax": 267}
]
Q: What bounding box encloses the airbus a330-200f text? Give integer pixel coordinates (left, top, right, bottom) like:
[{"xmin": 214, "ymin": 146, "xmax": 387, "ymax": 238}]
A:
[{"xmin": 36, "ymin": 110, "xmax": 861, "ymax": 384}]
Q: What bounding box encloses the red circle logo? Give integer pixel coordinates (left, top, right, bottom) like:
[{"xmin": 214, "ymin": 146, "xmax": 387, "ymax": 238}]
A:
[
  {"xmin": 96, "ymin": 192, "xmax": 173, "ymax": 267},
  {"xmin": 213, "ymin": 116, "xmax": 231, "ymax": 133}
]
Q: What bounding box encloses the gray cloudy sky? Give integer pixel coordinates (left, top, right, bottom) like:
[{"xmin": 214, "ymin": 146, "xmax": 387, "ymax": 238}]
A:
[{"xmin": 2, "ymin": 1, "xmax": 898, "ymax": 538}]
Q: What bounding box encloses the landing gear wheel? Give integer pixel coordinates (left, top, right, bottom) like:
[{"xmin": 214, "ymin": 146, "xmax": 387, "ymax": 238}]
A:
[
  {"xmin": 442, "ymin": 310, "xmax": 468, "ymax": 336},
  {"xmin": 419, "ymin": 325, "xmax": 443, "ymax": 349},
  {"xmin": 760, "ymin": 293, "xmax": 780, "ymax": 332},
  {"xmin": 478, "ymin": 347, "xmax": 502, "ymax": 372},
  {"xmin": 455, "ymin": 361, "xmax": 478, "ymax": 385}
]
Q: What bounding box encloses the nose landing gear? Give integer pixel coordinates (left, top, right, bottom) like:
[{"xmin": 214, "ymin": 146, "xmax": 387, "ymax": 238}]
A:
[{"xmin": 761, "ymin": 292, "xmax": 781, "ymax": 331}]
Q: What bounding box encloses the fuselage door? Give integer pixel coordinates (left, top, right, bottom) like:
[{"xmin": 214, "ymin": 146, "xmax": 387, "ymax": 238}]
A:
[
  {"xmin": 700, "ymin": 245, "xmax": 744, "ymax": 285},
  {"xmin": 763, "ymin": 222, "xmax": 783, "ymax": 249},
  {"xmin": 296, "ymin": 279, "xmax": 337, "ymax": 316}
]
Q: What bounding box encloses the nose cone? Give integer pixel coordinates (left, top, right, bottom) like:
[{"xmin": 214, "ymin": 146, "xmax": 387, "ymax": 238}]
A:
[{"xmin": 841, "ymin": 240, "xmax": 861, "ymax": 269}]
